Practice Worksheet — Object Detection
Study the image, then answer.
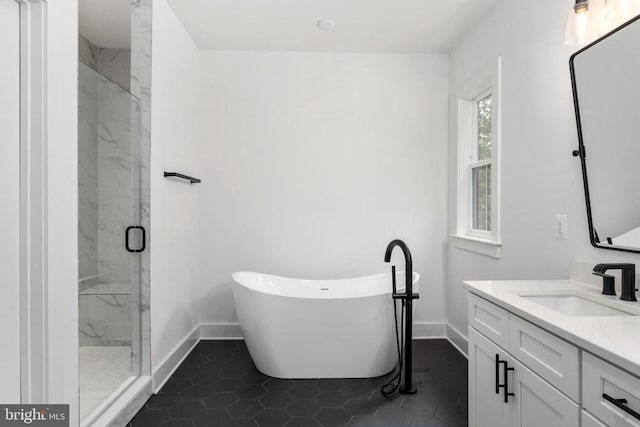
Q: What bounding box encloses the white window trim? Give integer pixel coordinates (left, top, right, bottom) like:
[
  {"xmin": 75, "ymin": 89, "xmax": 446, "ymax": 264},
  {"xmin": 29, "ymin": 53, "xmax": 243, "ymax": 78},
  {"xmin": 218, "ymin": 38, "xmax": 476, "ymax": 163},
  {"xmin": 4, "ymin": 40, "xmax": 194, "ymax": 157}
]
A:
[{"xmin": 450, "ymin": 57, "xmax": 502, "ymax": 258}]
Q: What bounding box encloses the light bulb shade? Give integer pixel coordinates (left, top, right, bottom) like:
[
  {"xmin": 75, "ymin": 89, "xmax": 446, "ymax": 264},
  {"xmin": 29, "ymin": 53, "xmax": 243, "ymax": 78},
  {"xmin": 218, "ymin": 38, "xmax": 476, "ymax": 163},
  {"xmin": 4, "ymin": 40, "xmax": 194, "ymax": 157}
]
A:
[
  {"xmin": 606, "ymin": 0, "xmax": 640, "ymax": 25},
  {"xmin": 564, "ymin": 0, "xmax": 605, "ymax": 45}
]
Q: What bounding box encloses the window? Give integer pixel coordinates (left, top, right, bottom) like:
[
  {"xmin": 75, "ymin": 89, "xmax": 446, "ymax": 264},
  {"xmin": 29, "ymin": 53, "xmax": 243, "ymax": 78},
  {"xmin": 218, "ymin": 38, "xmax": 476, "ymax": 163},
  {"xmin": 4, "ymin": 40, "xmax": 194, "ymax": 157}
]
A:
[
  {"xmin": 451, "ymin": 58, "xmax": 501, "ymax": 258},
  {"xmin": 471, "ymin": 92, "xmax": 492, "ymax": 234}
]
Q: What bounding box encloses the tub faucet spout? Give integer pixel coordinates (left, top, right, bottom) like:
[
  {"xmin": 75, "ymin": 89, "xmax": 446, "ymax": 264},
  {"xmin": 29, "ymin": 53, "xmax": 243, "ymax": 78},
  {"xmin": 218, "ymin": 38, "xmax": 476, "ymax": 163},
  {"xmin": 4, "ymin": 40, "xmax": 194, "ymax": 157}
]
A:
[
  {"xmin": 385, "ymin": 240, "xmax": 412, "ymax": 296},
  {"xmin": 384, "ymin": 239, "xmax": 419, "ymax": 395}
]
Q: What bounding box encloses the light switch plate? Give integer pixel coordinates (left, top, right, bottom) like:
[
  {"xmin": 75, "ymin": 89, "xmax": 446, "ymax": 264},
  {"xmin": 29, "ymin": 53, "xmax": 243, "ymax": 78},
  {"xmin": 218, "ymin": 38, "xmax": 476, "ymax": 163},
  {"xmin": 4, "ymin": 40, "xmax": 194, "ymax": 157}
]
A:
[{"xmin": 555, "ymin": 214, "xmax": 568, "ymax": 240}]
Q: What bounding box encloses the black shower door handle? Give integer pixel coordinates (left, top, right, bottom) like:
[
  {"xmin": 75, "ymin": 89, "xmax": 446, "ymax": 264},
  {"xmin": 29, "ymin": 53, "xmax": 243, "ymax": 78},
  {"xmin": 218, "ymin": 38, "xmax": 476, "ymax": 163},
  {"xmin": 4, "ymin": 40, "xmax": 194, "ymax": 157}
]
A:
[{"xmin": 125, "ymin": 226, "xmax": 146, "ymax": 253}]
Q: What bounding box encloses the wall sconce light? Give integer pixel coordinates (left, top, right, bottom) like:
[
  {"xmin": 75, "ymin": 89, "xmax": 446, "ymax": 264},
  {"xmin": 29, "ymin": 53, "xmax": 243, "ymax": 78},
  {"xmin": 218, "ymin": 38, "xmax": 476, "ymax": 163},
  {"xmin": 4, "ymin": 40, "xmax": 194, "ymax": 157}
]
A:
[
  {"xmin": 564, "ymin": 0, "xmax": 603, "ymax": 45},
  {"xmin": 605, "ymin": 0, "xmax": 640, "ymax": 26},
  {"xmin": 565, "ymin": 0, "xmax": 640, "ymax": 45}
]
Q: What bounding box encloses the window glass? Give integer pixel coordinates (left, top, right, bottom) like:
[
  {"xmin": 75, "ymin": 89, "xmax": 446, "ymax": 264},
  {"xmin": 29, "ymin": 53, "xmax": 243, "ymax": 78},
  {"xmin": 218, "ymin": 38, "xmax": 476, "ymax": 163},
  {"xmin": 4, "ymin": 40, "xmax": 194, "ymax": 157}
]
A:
[
  {"xmin": 476, "ymin": 94, "xmax": 492, "ymax": 161},
  {"xmin": 472, "ymin": 164, "xmax": 491, "ymax": 231}
]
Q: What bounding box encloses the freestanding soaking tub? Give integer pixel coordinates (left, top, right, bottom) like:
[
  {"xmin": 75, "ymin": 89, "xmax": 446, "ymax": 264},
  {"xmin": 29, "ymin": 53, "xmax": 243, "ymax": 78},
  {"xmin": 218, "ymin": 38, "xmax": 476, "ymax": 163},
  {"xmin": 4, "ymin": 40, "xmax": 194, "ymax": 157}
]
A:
[{"xmin": 231, "ymin": 271, "xmax": 420, "ymax": 379}]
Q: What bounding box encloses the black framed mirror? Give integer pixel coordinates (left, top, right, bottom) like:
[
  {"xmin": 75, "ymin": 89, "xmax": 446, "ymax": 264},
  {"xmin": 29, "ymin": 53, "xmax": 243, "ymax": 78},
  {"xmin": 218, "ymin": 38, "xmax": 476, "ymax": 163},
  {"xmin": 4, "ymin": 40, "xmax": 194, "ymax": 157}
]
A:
[{"xmin": 570, "ymin": 14, "xmax": 640, "ymax": 254}]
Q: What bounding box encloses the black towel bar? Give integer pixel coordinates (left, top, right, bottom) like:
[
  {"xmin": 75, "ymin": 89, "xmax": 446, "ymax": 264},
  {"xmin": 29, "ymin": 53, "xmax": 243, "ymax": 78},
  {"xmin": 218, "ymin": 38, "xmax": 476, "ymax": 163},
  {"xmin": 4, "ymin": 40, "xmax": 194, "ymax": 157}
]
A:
[{"xmin": 163, "ymin": 172, "xmax": 201, "ymax": 184}]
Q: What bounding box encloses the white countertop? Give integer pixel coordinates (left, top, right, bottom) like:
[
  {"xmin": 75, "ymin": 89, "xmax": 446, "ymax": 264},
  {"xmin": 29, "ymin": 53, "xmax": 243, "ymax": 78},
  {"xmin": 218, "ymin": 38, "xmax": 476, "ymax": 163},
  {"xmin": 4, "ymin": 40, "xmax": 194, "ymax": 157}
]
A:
[{"xmin": 464, "ymin": 279, "xmax": 640, "ymax": 378}]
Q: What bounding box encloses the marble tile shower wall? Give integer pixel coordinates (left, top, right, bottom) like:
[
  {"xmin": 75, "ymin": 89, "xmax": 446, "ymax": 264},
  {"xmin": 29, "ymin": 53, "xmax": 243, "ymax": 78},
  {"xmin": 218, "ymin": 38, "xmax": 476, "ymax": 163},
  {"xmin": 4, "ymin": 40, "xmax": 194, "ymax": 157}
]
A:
[
  {"xmin": 99, "ymin": 49, "xmax": 131, "ymax": 92},
  {"xmin": 79, "ymin": 288, "xmax": 132, "ymax": 346},
  {"xmin": 97, "ymin": 78, "xmax": 135, "ymax": 286},
  {"xmin": 78, "ymin": 35, "xmax": 140, "ymax": 347},
  {"xmin": 78, "ymin": 69, "xmax": 139, "ymax": 346},
  {"xmin": 79, "ymin": 34, "xmax": 131, "ymax": 92},
  {"xmin": 79, "ymin": 35, "xmax": 97, "ymax": 70},
  {"xmin": 78, "ymin": 63, "xmax": 99, "ymax": 285}
]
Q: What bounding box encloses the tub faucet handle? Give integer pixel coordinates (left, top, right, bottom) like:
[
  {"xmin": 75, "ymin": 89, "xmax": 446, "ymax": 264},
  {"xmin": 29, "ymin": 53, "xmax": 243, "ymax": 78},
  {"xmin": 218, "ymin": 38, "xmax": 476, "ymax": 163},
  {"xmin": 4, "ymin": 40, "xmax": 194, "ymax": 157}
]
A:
[
  {"xmin": 391, "ymin": 265, "xmax": 407, "ymax": 300},
  {"xmin": 391, "ymin": 265, "xmax": 397, "ymax": 295}
]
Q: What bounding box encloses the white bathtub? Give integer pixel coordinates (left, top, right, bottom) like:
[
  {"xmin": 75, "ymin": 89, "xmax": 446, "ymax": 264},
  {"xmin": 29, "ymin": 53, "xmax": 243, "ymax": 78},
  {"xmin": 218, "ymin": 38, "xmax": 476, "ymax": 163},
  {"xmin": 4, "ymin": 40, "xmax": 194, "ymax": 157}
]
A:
[{"xmin": 231, "ymin": 271, "xmax": 419, "ymax": 379}]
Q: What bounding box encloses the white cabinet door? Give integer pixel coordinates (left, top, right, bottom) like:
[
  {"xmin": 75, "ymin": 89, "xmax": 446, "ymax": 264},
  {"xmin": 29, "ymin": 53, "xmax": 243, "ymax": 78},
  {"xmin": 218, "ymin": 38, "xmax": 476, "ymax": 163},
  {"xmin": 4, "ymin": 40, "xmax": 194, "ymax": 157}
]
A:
[
  {"xmin": 582, "ymin": 410, "xmax": 607, "ymax": 427},
  {"xmin": 469, "ymin": 327, "xmax": 510, "ymax": 427},
  {"xmin": 0, "ymin": 0, "xmax": 21, "ymax": 404},
  {"xmin": 510, "ymin": 357, "xmax": 580, "ymax": 427}
]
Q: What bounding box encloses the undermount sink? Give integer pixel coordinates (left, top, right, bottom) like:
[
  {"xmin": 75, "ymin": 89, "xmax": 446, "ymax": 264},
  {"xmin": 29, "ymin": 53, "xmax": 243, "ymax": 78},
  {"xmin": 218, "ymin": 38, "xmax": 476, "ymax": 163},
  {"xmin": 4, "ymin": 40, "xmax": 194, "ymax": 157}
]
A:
[{"xmin": 519, "ymin": 294, "xmax": 636, "ymax": 317}]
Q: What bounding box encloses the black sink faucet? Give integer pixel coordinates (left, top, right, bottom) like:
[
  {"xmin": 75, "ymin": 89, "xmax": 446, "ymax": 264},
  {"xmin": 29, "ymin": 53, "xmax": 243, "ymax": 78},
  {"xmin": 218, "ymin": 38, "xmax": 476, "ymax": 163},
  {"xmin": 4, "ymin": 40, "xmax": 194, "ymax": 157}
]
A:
[{"xmin": 592, "ymin": 263, "xmax": 637, "ymax": 302}]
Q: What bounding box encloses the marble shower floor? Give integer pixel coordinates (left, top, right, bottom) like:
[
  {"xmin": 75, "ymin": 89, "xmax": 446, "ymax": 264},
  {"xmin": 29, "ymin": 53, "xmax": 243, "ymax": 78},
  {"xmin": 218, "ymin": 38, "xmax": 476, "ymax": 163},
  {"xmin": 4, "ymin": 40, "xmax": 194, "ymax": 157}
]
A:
[{"xmin": 80, "ymin": 346, "xmax": 133, "ymax": 422}]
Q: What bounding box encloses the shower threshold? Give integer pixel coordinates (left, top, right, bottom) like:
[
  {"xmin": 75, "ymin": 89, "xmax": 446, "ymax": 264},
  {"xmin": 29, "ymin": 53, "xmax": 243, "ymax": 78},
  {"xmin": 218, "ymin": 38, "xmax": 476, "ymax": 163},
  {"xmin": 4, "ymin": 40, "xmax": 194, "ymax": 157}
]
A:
[
  {"xmin": 79, "ymin": 346, "xmax": 150, "ymax": 426},
  {"xmin": 81, "ymin": 376, "xmax": 151, "ymax": 427}
]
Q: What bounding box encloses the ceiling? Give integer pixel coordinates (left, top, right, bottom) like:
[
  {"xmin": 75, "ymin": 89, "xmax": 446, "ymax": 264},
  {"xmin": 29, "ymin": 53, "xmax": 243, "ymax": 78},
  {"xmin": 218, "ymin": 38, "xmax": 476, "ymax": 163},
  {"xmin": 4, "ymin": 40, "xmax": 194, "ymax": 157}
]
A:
[
  {"xmin": 79, "ymin": 0, "xmax": 131, "ymax": 49},
  {"xmin": 165, "ymin": 0, "xmax": 496, "ymax": 53}
]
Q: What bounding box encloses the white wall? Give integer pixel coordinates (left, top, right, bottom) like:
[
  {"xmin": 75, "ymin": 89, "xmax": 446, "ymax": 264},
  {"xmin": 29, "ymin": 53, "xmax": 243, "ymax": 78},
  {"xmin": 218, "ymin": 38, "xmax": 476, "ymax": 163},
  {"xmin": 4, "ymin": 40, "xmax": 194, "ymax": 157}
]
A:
[
  {"xmin": 198, "ymin": 51, "xmax": 449, "ymax": 330},
  {"xmin": 446, "ymin": 0, "xmax": 640, "ymax": 350},
  {"xmin": 47, "ymin": 0, "xmax": 80, "ymax": 424},
  {"xmin": 150, "ymin": 0, "xmax": 200, "ymax": 370}
]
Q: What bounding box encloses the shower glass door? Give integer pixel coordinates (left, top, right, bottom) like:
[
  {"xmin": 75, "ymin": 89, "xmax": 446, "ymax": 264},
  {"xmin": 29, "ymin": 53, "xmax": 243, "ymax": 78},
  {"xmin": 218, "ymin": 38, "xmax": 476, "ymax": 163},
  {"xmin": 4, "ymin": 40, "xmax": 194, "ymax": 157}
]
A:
[{"xmin": 78, "ymin": 61, "xmax": 143, "ymax": 422}]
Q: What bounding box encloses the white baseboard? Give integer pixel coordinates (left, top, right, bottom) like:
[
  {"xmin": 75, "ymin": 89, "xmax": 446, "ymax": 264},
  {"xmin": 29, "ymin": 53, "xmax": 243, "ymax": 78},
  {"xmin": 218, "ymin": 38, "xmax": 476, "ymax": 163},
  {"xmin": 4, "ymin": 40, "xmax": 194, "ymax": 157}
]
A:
[
  {"xmin": 151, "ymin": 321, "xmax": 464, "ymax": 396},
  {"xmin": 411, "ymin": 322, "xmax": 446, "ymax": 339},
  {"xmin": 152, "ymin": 325, "xmax": 200, "ymax": 392},
  {"xmin": 446, "ymin": 323, "xmax": 468, "ymax": 357},
  {"xmin": 151, "ymin": 323, "xmax": 243, "ymax": 393},
  {"xmin": 199, "ymin": 322, "xmax": 244, "ymax": 339}
]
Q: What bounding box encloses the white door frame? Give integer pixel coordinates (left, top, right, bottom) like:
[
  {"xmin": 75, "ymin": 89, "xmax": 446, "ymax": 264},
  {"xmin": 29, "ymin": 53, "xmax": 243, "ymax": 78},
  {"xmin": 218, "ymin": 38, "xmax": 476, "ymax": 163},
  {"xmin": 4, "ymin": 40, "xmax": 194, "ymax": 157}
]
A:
[
  {"xmin": 0, "ymin": 0, "xmax": 22, "ymax": 403},
  {"xmin": 18, "ymin": 0, "xmax": 48, "ymax": 404}
]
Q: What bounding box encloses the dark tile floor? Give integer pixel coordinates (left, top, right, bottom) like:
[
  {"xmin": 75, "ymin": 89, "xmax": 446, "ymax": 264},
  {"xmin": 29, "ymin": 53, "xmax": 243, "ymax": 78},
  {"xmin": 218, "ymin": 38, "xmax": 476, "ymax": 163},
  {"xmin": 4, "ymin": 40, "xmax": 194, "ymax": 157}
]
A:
[{"xmin": 129, "ymin": 340, "xmax": 467, "ymax": 427}]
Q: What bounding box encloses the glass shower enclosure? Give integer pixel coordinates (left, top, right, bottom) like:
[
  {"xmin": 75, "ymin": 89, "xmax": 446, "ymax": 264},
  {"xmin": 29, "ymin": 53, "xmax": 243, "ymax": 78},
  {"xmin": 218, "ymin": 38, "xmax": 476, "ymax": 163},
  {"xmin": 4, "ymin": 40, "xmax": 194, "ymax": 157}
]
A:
[{"xmin": 78, "ymin": 61, "xmax": 143, "ymax": 422}]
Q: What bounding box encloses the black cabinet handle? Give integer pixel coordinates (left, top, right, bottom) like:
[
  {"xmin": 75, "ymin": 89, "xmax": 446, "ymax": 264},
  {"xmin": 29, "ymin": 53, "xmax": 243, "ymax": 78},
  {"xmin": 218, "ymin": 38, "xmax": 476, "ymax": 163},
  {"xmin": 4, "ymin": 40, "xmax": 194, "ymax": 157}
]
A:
[
  {"xmin": 495, "ymin": 355, "xmax": 514, "ymax": 403},
  {"xmin": 502, "ymin": 361, "xmax": 515, "ymax": 403},
  {"xmin": 495, "ymin": 354, "xmax": 500, "ymax": 394},
  {"xmin": 125, "ymin": 226, "xmax": 146, "ymax": 253},
  {"xmin": 603, "ymin": 393, "xmax": 640, "ymax": 420}
]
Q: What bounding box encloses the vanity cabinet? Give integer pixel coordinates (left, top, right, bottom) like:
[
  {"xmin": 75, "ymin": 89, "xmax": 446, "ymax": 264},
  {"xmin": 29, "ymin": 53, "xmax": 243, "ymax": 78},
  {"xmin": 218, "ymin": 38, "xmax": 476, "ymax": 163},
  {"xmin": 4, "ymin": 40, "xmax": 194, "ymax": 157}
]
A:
[
  {"xmin": 469, "ymin": 326, "xmax": 579, "ymax": 427},
  {"xmin": 466, "ymin": 293, "xmax": 640, "ymax": 427},
  {"xmin": 466, "ymin": 276, "xmax": 640, "ymax": 427}
]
